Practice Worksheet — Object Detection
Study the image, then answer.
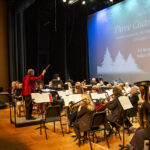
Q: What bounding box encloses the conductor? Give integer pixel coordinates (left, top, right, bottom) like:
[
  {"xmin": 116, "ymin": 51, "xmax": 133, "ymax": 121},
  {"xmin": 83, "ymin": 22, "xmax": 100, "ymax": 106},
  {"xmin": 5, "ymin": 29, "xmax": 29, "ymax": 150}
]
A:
[{"xmin": 22, "ymin": 69, "xmax": 46, "ymax": 120}]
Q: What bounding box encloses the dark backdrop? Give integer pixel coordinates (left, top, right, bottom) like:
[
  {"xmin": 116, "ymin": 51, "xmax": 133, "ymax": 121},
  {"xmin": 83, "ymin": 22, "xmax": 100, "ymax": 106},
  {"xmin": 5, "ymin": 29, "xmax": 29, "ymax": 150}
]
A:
[{"xmin": 8, "ymin": 0, "xmax": 89, "ymax": 84}]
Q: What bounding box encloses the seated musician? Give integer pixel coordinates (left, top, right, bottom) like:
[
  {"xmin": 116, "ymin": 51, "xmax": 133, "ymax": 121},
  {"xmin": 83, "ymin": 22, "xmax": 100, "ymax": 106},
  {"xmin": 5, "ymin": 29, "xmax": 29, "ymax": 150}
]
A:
[
  {"xmin": 57, "ymin": 83, "xmax": 63, "ymax": 90},
  {"xmin": 57, "ymin": 76, "xmax": 63, "ymax": 86},
  {"xmin": 124, "ymin": 82, "xmax": 131, "ymax": 95},
  {"xmin": 113, "ymin": 81, "xmax": 118, "ymax": 87},
  {"xmin": 91, "ymin": 78, "xmax": 97, "ymax": 86},
  {"xmin": 118, "ymin": 83, "xmax": 126, "ymax": 95},
  {"xmin": 74, "ymin": 82, "xmax": 83, "ymax": 94},
  {"xmin": 106, "ymin": 83, "xmax": 112, "ymax": 88},
  {"xmin": 14, "ymin": 82, "xmax": 23, "ymax": 117},
  {"xmin": 36, "ymin": 83, "xmax": 44, "ymax": 93},
  {"xmin": 51, "ymin": 76, "xmax": 63, "ymax": 89},
  {"xmin": 65, "ymin": 81, "xmax": 72, "ymax": 90},
  {"xmin": 97, "ymin": 74, "xmax": 103, "ymax": 83},
  {"xmin": 73, "ymin": 94, "xmax": 96, "ymax": 143},
  {"xmin": 8, "ymin": 80, "xmax": 15, "ymax": 94},
  {"xmin": 49, "ymin": 81, "xmax": 53, "ymax": 88},
  {"xmin": 106, "ymin": 87, "xmax": 132, "ymax": 134},
  {"xmin": 127, "ymin": 86, "xmax": 139, "ymax": 118},
  {"xmin": 106, "ymin": 87, "xmax": 123, "ymax": 130},
  {"xmin": 51, "ymin": 91, "xmax": 64, "ymax": 111},
  {"xmin": 130, "ymin": 99, "xmax": 150, "ymax": 150},
  {"xmin": 81, "ymin": 80, "xmax": 86, "ymax": 87},
  {"xmin": 91, "ymin": 85, "xmax": 99, "ymax": 93}
]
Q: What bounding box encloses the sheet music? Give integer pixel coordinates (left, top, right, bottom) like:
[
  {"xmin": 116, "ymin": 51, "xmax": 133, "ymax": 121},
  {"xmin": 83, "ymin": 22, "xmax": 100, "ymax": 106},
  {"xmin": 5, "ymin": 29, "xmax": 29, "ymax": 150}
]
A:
[
  {"xmin": 118, "ymin": 96, "xmax": 133, "ymax": 110},
  {"xmin": 91, "ymin": 93, "xmax": 106, "ymax": 99},
  {"xmin": 106, "ymin": 89, "xmax": 113, "ymax": 96},
  {"xmin": 62, "ymin": 94, "xmax": 82, "ymax": 106},
  {"xmin": 69, "ymin": 94, "xmax": 82, "ymax": 103},
  {"xmin": 63, "ymin": 95, "xmax": 71, "ymax": 106},
  {"xmin": 31, "ymin": 93, "xmax": 50, "ymax": 103},
  {"xmin": 99, "ymin": 93, "xmax": 107, "ymax": 99},
  {"xmin": 57, "ymin": 91, "xmax": 65, "ymax": 97}
]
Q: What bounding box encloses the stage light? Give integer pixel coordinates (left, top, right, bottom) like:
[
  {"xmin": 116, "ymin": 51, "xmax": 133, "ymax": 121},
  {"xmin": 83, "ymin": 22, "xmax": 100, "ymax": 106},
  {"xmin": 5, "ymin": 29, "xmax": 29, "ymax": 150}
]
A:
[
  {"xmin": 68, "ymin": 0, "xmax": 79, "ymax": 4},
  {"xmin": 62, "ymin": 0, "xmax": 67, "ymax": 2},
  {"xmin": 110, "ymin": 0, "xmax": 113, "ymax": 2},
  {"xmin": 82, "ymin": 0, "xmax": 86, "ymax": 5}
]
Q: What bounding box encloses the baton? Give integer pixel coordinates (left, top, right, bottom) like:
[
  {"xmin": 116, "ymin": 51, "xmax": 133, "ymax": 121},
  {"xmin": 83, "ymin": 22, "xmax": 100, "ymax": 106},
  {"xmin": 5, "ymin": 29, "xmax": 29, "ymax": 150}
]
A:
[{"xmin": 45, "ymin": 64, "xmax": 51, "ymax": 71}]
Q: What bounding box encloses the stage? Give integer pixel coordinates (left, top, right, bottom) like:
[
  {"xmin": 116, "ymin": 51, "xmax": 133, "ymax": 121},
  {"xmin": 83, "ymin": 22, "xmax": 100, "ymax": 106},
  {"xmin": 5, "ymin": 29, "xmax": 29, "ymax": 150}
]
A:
[{"xmin": 1, "ymin": 105, "xmax": 150, "ymax": 150}]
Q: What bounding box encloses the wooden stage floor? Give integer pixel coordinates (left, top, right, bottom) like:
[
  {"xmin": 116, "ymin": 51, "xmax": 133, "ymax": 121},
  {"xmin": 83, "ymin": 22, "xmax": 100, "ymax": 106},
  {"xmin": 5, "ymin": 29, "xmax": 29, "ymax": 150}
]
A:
[{"xmin": 0, "ymin": 105, "xmax": 149, "ymax": 150}]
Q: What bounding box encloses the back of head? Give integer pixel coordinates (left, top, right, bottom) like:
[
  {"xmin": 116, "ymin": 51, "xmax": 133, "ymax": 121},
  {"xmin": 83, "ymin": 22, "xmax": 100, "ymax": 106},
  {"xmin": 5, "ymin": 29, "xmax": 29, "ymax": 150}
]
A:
[
  {"xmin": 27, "ymin": 69, "xmax": 34, "ymax": 76},
  {"xmin": 113, "ymin": 87, "xmax": 122, "ymax": 97},
  {"xmin": 131, "ymin": 86, "xmax": 138, "ymax": 94}
]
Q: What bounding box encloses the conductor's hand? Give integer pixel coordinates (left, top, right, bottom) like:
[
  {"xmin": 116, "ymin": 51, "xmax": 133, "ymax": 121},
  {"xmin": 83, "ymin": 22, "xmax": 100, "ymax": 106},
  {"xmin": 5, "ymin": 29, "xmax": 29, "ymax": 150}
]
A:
[{"xmin": 42, "ymin": 69, "xmax": 46, "ymax": 76}]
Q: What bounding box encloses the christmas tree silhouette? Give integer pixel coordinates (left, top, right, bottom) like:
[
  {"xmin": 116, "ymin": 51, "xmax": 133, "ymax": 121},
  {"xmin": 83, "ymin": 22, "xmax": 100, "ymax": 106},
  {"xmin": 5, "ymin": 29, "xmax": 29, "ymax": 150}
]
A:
[{"xmin": 97, "ymin": 48, "xmax": 144, "ymax": 74}]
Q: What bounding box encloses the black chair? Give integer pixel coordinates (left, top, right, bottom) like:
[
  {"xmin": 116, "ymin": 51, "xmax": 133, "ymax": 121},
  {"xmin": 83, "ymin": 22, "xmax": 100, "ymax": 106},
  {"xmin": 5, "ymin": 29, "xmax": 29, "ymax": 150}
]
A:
[
  {"xmin": 40, "ymin": 105, "xmax": 64, "ymax": 139},
  {"xmin": 87, "ymin": 111, "xmax": 110, "ymax": 150}
]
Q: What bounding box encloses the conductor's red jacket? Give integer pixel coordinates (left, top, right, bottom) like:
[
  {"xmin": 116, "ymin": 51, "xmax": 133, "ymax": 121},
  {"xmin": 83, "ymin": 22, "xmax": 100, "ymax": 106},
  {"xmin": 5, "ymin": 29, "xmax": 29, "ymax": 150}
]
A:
[{"xmin": 22, "ymin": 74, "xmax": 43, "ymax": 96}]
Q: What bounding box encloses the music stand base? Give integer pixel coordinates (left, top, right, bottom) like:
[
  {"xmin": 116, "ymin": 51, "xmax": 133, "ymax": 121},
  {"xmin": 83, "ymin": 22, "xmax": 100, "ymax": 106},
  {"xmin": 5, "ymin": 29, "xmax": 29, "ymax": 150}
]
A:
[
  {"xmin": 119, "ymin": 144, "xmax": 130, "ymax": 150},
  {"xmin": 35, "ymin": 126, "xmax": 49, "ymax": 130}
]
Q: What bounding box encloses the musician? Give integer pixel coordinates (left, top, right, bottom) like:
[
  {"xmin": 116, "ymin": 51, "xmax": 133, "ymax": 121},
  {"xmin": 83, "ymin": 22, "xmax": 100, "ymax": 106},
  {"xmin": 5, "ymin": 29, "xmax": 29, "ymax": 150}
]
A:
[
  {"xmin": 22, "ymin": 69, "xmax": 46, "ymax": 120},
  {"xmin": 7, "ymin": 81, "xmax": 17, "ymax": 102},
  {"xmin": 130, "ymin": 100, "xmax": 150, "ymax": 150},
  {"xmin": 124, "ymin": 82, "xmax": 131, "ymax": 94},
  {"xmin": 51, "ymin": 91, "xmax": 64, "ymax": 111},
  {"xmin": 118, "ymin": 83, "xmax": 126, "ymax": 95},
  {"xmin": 8, "ymin": 81, "xmax": 16, "ymax": 95},
  {"xmin": 36, "ymin": 83, "xmax": 44, "ymax": 93},
  {"xmin": 91, "ymin": 78, "xmax": 97, "ymax": 86},
  {"xmin": 73, "ymin": 94, "xmax": 96, "ymax": 143},
  {"xmin": 106, "ymin": 87, "xmax": 132, "ymax": 133},
  {"xmin": 106, "ymin": 83, "xmax": 112, "ymax": 88},
  {"xmin": 97, "ymin": 74, "xmax": 103, "ymax": 83},
  {"xmin": 127, "ymin": 86, "xmax": 139, "ymax": 118},
  {"xmin": 113, "ymin": 81, "xmax": 118, "ymax": 87},
  {"xmin": 106, "ymin": 87, "xmax": 123, "ymax": 126},
  {"xmin": 74, "ymin": 82, "xmax": 83, "ymax": 94},
  {"xmin": 91, "ymin": 85, "xmax": 99, "ymax": 93},
  {"xmin": 14, "ymin": 82, "xmax": 23, "ymax": 117}
]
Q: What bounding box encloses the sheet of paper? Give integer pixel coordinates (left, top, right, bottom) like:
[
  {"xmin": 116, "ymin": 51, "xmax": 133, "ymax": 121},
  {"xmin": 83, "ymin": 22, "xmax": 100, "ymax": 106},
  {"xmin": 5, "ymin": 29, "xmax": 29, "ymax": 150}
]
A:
[
  {"xmin": 118, "ymin": 96, "xmax": 133, "ymax": 110},
  {"xmin": 31, "ymin": 93, "xmax": 50, "ymax": 103},
  {"xmin": 69, "ymin": 94, "xmax": 82, "ymax": 103},
  {"xmin": 91, "ymin": 93, "xmax": 106, "ymax": 99}
]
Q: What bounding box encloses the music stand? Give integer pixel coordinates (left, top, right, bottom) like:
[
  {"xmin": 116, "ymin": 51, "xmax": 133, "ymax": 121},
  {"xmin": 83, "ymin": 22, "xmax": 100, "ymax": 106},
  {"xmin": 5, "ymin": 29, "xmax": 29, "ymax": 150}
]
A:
[
  {"xmin": 118, "ymin": 96, "xmax": 133, "ymax": 150},
  {"xmin": 31, "ymin": 92, "xmax": 52, "ymax": 130}
]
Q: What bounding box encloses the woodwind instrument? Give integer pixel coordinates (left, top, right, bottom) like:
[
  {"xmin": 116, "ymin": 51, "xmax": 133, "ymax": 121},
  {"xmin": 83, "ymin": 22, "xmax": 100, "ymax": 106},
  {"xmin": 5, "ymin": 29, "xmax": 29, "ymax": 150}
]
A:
[{"xmin": 135, "ymin": 81, "xmax": 150, "ymax": 128}]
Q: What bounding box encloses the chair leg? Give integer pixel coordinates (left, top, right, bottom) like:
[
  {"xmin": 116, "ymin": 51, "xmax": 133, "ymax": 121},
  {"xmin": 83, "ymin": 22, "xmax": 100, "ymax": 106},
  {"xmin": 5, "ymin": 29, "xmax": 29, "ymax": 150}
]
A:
[
  {"xmin": 60, "ymin": 120, "xmax": 64, "ymax": 136},
  {"xmin": 104, "ymin": 130, "xmax": 110, "ymax": 148},
  {"xmin": 88, "ymin": 132, "xmax": 93, "ymax": 150},
  {"xmin": 40, "ymin": 122, "xmax": 42, "ymax": 135},
  {"xmin": 44, "ymin": 122, "xmax": 47, "ymax": 140},
  {"xmin": 92, "ymin": 132, "xmax": 94, "ymax": 142},
  {"xmin": 54, "ymin": 122, "xmax": 55, "ymax": 132},
  {"xmin": 118, "ymin": 129, "xmax": 121, "ymax": 140}
]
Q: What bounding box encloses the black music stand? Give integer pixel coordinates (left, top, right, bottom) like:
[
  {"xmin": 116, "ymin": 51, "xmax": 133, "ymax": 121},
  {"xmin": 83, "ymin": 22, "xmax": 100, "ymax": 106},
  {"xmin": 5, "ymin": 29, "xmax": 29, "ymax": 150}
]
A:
[
  {"xmin": 31, "ymin": 92, "xmax": 51, "ymax": 130},
  {"xmin": 118, "ymin": 96, "xmax": 133, "ymax": 150}
]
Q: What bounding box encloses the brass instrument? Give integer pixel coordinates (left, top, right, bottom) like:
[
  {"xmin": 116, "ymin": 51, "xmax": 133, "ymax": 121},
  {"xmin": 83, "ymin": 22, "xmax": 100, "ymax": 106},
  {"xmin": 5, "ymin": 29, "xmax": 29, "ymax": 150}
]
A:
[
  {"xmin": 135, "ymin": 81, "xmax": 150, "ymax": 128},
  {"xmin": 69, "ymin": 98, "xmax": 88, "ymax": 114}
]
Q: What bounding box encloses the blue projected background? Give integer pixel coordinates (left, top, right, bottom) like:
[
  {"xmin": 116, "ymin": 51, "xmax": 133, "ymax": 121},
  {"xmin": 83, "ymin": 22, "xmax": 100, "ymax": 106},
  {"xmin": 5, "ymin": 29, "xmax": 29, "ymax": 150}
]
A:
[{"xmin": 87, "ymin": 0, "xmax": 150, "ymax": 83}]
